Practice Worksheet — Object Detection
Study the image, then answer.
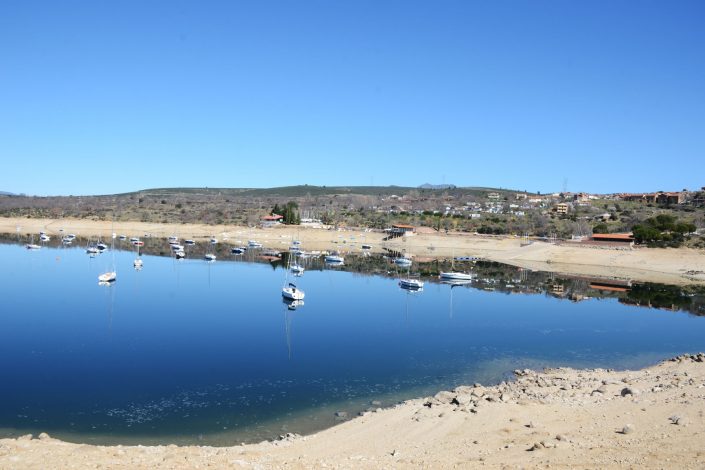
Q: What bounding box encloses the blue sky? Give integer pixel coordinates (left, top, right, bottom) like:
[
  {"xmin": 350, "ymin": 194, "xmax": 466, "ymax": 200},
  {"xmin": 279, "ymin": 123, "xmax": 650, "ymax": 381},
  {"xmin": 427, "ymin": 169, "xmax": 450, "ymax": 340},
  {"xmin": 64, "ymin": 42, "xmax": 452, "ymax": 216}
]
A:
[{"xmin": 1, "ymin": 1, "xmax": 703, "ymax": 196}]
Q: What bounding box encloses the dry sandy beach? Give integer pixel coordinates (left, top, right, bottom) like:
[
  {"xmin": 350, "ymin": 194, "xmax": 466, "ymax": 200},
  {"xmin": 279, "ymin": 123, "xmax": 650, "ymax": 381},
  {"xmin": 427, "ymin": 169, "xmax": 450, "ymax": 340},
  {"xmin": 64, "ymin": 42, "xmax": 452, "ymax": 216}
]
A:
[
  {"xmin": 2, "ymin": 354, "xmax": 705, "ymax": 469},
  {"xmin": 2, "ymin": 216, "xmax": 705, "ymax": 286}
]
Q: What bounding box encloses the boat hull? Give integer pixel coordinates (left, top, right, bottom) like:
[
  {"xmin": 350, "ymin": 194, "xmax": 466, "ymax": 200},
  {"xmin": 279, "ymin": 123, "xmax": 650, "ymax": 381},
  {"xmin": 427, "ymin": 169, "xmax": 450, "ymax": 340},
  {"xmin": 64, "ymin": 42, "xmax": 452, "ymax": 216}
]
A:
[{"xmin": 439, "ymin": 272, "xmax": 474, "ymax": 281}]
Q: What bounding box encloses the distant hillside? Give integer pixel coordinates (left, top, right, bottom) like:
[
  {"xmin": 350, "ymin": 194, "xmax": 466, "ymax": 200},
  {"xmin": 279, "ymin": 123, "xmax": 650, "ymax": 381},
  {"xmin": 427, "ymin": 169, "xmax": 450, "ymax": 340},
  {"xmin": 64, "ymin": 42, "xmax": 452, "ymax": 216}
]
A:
[
  {"xmin": 418, "ymin": 183, "xmax": 457, "ymax": 190},
  {"xmin": 130, "ymin": 185, "xmax": 420, "ymax": 198},
  {"xmin": 0, "ymin": 191, "xmax": 16, "ymax": 196}
]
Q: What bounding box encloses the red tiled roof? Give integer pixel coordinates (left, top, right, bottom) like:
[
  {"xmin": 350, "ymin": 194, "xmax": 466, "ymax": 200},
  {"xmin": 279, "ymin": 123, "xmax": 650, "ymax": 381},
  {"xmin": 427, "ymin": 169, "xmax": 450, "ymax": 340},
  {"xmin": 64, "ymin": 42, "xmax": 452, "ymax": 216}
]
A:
[{"xmin": 592, "ymin": 233, "xmax": 634, "ymax": 240}]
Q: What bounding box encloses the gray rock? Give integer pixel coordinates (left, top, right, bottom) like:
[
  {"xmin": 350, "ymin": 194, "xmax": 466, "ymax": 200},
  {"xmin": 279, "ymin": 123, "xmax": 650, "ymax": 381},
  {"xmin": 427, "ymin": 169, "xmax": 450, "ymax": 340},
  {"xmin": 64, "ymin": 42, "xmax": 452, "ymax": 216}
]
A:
[
  {"xmin": 452, "ymin": 394, "xmax": 474, "ymax": 407},
  {"xmin": 621, "ymin": 424, "xmax": 635, "ymax": 434},
  {"xmin": 670, "ymin": 415, "xmax": 687, "ymax": 426},
  {"xmin": 434, "ymin": 390, "xmax": 456, "ymax": 404},
  {"xmin": 620, "ymin": 387, "xmax": 635, "ymax": 397},
  {"xmin": 38, "ymin": 432, "xmax": 51, "ymax": 440},
  {"xmin": 334, "ymin": 411, "xmax": 348, "ymax": 419},
  {"xmin": 370, "ymin": 400, "xmax": 382, "ymax": 406}
]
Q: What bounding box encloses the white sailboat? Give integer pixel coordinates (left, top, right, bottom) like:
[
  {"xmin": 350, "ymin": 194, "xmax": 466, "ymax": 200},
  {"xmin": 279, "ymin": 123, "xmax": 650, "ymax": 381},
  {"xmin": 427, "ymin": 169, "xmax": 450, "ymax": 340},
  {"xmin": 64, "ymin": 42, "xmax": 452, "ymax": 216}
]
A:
[
  {"xmin": 282, "ymin": 249, "xmax": 305, "ymax": 300},
  {"xmin": 439, "ymin": 253, "xmax": 475, "ymax": 281},
  {"xmin": 282, "ymin": 282, "xmax": 305, "ymax": 300},
  {"xmin": 26, "ymin": 234, "xmax": 41, "ymax": 250},
  {"xmin": 324, "ymin": 253, "xmax": 344, "ymax": 264},
  {"xmin": 394, "ymin": 256, "xmax": 412, "ymax": 267},
  {"xmin": 133, "ymin": 239, "xmax": 143, "ymax": 269},
  {"xmin": 398, "ymin": 261, "xmax": 424, "ymax": 291},
  {"xmin": 99, "ymin": 222, "xmax": 117, "ymax": 283}
]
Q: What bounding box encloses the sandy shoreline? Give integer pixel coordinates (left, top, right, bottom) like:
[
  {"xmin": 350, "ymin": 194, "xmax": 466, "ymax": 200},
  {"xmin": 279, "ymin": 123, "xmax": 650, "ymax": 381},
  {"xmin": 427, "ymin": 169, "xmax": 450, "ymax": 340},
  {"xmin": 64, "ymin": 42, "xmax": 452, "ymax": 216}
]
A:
[
  {"xmin": 2, "ymin": 354, "xmax": 705, "ymax": 469},
  {"xmin": 2, "ymin": 216, "xmax": 705, "ymax": 286}
]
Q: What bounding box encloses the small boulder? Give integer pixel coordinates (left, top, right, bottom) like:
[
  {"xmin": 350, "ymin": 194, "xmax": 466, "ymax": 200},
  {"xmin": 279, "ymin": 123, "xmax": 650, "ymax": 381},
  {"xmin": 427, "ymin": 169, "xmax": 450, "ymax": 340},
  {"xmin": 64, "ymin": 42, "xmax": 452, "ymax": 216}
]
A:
[
  {"xmin": 620, "ymin": 424, "xmax": 634, "ymax": 435},
  {"xmin": 670, "ymin": 415, "xmax": 687, "ymax": 426}
]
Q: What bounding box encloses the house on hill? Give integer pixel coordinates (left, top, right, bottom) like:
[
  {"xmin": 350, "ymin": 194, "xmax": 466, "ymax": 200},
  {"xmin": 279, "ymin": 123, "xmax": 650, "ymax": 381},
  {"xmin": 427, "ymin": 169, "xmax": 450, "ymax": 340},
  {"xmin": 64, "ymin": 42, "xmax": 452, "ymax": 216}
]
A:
[{"xmin": 261, "ymin": 214, "xmax": 284, "ymax": 228}]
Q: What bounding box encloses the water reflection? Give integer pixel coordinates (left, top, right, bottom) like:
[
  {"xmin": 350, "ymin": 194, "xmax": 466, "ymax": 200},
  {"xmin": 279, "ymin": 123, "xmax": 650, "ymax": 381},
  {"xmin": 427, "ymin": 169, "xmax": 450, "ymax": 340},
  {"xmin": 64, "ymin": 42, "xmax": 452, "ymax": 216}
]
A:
[{"xmin": 1, "ymin": 236, "xmax": 705, "ymax": 445}]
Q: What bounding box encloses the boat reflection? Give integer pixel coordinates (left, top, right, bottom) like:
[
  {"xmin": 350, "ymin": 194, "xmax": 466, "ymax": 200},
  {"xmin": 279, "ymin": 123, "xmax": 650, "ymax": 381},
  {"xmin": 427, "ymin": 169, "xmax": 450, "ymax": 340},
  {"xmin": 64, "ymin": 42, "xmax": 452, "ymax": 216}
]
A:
[
  {"xmin": 442, "ymin": 279, "xmax": 472, "ymax": 318},
  {"xmin": 283, "ymin": 298, "xmax": 305, "ymax": 310}
]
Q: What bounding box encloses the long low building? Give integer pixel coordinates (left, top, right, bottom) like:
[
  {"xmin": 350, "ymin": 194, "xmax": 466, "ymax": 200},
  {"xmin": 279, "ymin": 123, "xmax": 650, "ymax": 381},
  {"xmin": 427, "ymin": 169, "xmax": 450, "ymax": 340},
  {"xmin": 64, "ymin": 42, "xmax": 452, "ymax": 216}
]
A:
[{"xmin": 590, "ymin": 233, "xmax": 635, "ymax": 245}]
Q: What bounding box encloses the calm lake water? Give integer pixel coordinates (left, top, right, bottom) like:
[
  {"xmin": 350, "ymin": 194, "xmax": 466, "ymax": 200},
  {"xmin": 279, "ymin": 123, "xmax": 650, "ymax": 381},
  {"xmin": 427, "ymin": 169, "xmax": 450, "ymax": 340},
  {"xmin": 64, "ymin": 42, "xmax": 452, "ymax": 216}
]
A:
[{"xmin": 1, "ymin": 239, "xmax": 705, "ymax": 445}]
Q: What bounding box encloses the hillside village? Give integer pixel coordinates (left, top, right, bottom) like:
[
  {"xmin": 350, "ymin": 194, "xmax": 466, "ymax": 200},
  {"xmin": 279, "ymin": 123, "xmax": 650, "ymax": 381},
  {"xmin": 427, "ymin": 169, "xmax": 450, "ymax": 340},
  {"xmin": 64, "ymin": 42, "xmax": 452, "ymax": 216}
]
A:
[{"xmin": 1, "ymin": 185, "xmax": 703, "ymax": 247}]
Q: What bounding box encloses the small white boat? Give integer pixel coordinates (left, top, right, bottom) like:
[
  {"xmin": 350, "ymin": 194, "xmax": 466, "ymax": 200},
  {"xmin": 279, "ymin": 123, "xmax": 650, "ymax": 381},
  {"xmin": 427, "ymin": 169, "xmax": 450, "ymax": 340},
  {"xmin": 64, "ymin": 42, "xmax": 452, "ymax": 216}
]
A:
[
  {"xmin": 210, "ymin": 237, "xmax": 218, "ymax": 245},
  {"xmin": 175, "ymin": 250, "xmax": 186, "ymax": 259},
  {"xmin": 361, "ymin": 244, "xmax": 372, "ymax": 250},
  {"xmin": 170, "ymin": 244, "xmax": 184, "ymax": 251},
  {"xmin": 96, "ymin": 242, "xmax": 108, "ymax": 251},
  {"xmin": 439, "ymin": 272, "xmax": 474, "ymax": 281},
  {"xmin": 184, "ymin": 239, "xmax": 195, "ymax": 245},
  {"xmin": 86, "ymin": 246, "xmax": 100, "ymax": 254},
  {"xmin": 324, "ymin": 254, "xmax": 344, "ymax": 264},
  {"xmin": 204, "ymin": 253, "xmax": 217, "ymax": 261},
  {"xmin": 132, "ymin": 240, "xmax": 144, "ymax": 246},
  {"xmin": 39, "ymin": 234, "xmax": 51, "ymax": 242},
  {"xmin": 282, "ymin": 283, "xmax": 305, "ymax": 300},
  {"xmin": 399, "ymin": 282, "xmax": 423, "ymax": 292},
  {"xmin": 248, "ymin": 240, "xmax": 262, "ymax": 248},
  {"xmin": 118, "ymin": 234, "xmax": 127, "ymax": 240},
  {"xmin": 66, "ymin": 234, "xmax": 76, "ymax": 240},
  {"xmin": 292, "ymin": 240, "xmax": 301, "ymax": 246},
  {"xmin": 61, "ymin": 236, "xmax": 73, "ymax": 244},
  {"xmin": 129, "ymin": 237, "xmax": 140, "ymax": 243},
  {"xmin": 168, "ymin": 236, "xmax": 179, "ymax": 243},
  {"xmin": 26, "ymin": 234, "xmax": 41, "ymax": 250},
  {"xmin": 394, "ymin": 257, "xmax": 412, "ymax": 267},
  {"xmin": 133, "ymin": 258, "xmax": 143, "ymax": 268},
  {"xmin": 98, "ymin": 271, "xmax": 116, "ymax": 283},
  {"xmin": 231, "ymin": 247, "xmax": 246, "ymax": 255},
  {"xmin": 399, "ymin": 278, "xmax": 424, "ymax": 289}
]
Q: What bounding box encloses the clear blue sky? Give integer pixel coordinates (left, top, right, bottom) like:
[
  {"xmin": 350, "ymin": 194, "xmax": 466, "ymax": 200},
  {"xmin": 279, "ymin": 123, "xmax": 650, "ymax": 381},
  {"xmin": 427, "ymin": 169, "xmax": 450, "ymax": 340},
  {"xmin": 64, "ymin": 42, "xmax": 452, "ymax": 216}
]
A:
[{"xmin": 1, "ymin": 0, "xmax": 704, "ymax": 196}]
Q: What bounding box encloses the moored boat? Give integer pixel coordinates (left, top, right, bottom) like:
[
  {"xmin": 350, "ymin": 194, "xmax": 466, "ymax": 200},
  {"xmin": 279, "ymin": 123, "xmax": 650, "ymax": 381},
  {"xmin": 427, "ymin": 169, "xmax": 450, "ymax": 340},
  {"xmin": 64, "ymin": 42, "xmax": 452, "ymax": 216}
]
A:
[
  {"xmin": 399, "ymin": 278, "xmax": 424, "ymax": 290},
  {"xmin": 439, "ymin": 272, "xmax": 474, "ymax": 281},
  {"xmin": 282, "ymin": 282, "xmax": 305, "ymax": 300},
  {"xmin": 98, "ymin": 271, "xmax": 116, "ymax": 283}
]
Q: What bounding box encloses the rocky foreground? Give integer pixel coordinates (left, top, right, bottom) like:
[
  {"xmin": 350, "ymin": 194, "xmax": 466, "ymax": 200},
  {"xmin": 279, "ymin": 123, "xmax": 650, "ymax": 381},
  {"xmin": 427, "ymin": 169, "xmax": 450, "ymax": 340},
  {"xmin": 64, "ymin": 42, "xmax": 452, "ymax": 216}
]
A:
[{"xmin": 2, "ymin": 354, "xmax": 705, "ymax": 469}]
